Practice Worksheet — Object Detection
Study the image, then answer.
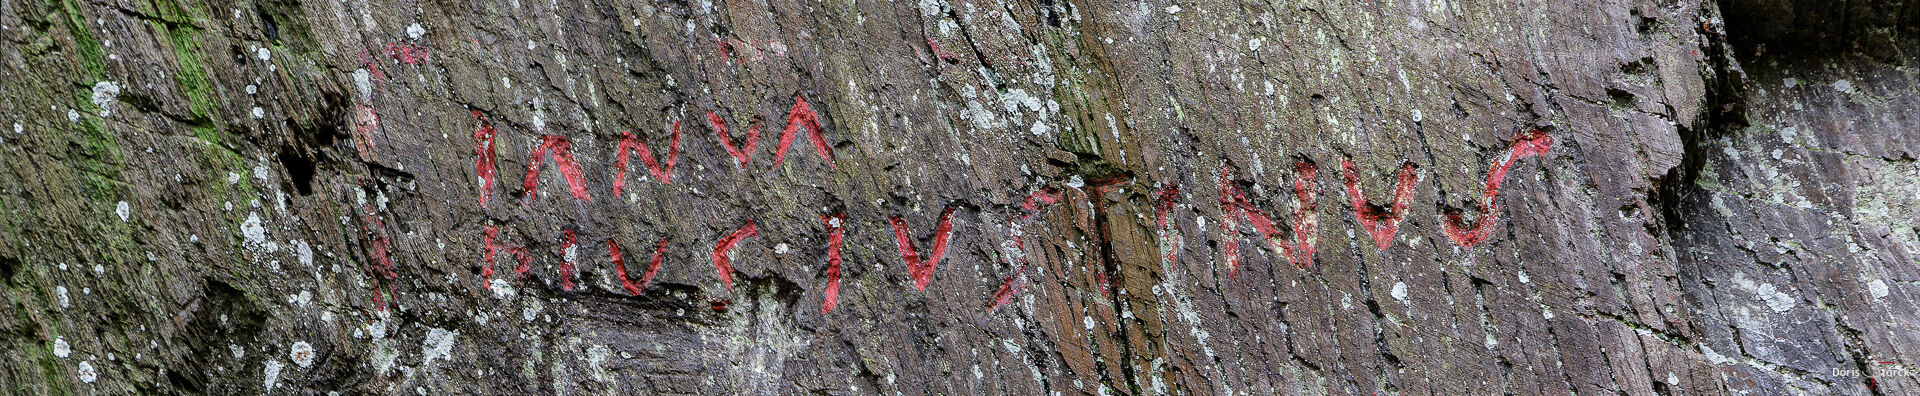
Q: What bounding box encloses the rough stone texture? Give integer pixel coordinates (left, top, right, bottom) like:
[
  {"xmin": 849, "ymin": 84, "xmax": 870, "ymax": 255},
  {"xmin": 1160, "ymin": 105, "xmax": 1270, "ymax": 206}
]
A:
[{"xmin": 0, "ymin": 0, "xmax": 1912, "ymax": 394}]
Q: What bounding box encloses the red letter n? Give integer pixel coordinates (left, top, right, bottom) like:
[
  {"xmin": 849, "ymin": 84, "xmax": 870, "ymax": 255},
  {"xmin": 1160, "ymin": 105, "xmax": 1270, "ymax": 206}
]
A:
[
  {"xmin": 1217, "ymin": 162, "xmax": 1320, "ymax": 275},
  {"xmin": 613, "ymin": 121, "xmax": 681, "ymax": 196},
  {"xmin": 523, "ymin": 135, "xmax": 593, "ymax": 204}
]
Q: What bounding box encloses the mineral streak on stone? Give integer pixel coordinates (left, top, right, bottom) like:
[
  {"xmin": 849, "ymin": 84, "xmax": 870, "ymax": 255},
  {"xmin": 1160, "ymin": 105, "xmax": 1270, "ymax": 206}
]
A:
[{"xmin": 4, "ymin": 0, "xmax": 1917, "ymax": 394}]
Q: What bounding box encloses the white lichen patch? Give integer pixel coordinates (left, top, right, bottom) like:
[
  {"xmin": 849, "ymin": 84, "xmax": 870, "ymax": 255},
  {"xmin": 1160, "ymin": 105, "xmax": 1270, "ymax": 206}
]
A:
[
  {"xmin": 115, "ymin": 201, "xmax": 129, "ymax": 222},
  {"xmin": 522, "ymin": 298, "xmax": 543, "ymax": 322},
  {"xmin": 295, "ymin": 239, "xmax": 314, "ymax": 266},
  {"xmin": 489, "ymin": 279, "xmax": 516, "ymax": 299},
  {"xmin": 1391, "ymin": 282, "xmax": 1409, "ymax": 303},
  {"xmin": 252, "ymin": 161, "xmax": 271, "ymax": 183},
  {"xmin": 1868, "ymin": 279, "xmax": 1890, "ymax": 300},
  {"xmin": 242, "ymin": 212, "xmax": 269, "ymax": 250},
  {"xmin": 90, "ymin": 81, "xmax": 119, "ymax": 117},
  {"xmin": 290, "ymin": 341, "xmax": 316, "ymax": 368},
  {"xmin": 1756, "ymin": 283, "xmax": 1795, "ymax": 312},
  {"xmin": 585, "ymin": 344, "xmax": 613, "ymax": 382},
  {"xmin": 55, "ymin": 286, "xmax": 69, "ymax": 309},
  {"xmin": 289, "ymin": 290, "xmax": 311, "ymax": 307},
  {"xmin": 371, "ymin": 343, "xmax": 399, "ymax": 374},
  {"xmin": 263, "ymin": 360, "xmax": 283, "ymax": 390},
  {"xmin": 407, "ymin": 23, "xmax": 425, "ymax": 39},
  {"xmin": 52, "ymin": 337, "xmax": 70, "ymax": 358},
  {"xmin": 1735, "ymin": 273, "xmax": 1797, "ymax": 313},
  {"xmin": 1832, "ymin": 79, "xmax": 1854, "ymax": 94},
  {"xmin": 366, "ymin": 320, "xmax": 387, "ymax": 340},
  {"xmin": 422, "ymin": 328, "xmax": 457, "ymax": 367},
  {"xmin": 76, "ymin": 361, "xmax": 97, "ymax": 383},
  {"xmin": 353, "ymin": 69, "xmax": 373, "ymax": 99}
]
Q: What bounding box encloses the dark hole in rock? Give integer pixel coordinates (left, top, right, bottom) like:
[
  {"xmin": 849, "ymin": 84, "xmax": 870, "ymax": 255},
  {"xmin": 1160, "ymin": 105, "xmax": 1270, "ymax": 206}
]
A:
[{"xmin": 279, "ymin": 145, "xmax": 316, "ymax": 195}]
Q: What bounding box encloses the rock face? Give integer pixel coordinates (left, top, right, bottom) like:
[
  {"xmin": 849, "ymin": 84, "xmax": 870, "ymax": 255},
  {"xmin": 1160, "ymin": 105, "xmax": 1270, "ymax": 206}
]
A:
[{"xmin": 0, "ymin": 0, "xmax": 1914, "ymax": 394}]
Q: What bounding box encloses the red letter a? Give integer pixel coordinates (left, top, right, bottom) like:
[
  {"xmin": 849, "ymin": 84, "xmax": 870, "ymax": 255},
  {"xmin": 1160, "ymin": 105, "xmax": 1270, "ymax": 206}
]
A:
[{"xmin": 771, "ymin": 96, "xmax": 836, "ymax": 170}]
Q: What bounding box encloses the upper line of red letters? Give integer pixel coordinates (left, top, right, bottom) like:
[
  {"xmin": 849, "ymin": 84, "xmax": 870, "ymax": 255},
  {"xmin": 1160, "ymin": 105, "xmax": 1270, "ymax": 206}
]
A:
[{"xmin": 442, "ymin": 94, "xmax": 1556, "ymax": 314}]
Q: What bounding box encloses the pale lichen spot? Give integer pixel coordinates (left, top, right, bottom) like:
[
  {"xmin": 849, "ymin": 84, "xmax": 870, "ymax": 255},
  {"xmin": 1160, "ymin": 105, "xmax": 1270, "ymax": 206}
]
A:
[
  {"xmin": 288, "ymin": 340, "xmax": 314, "ymax": 369},
  {"xmin": 90, "ymin": 81, "xmax": 119, "ymax": 117},
  {"xmin": 353, "ymin": 69, "xmax": 373, "ymax": 99},
  {"xmin": 422, "ymin": 328, "xmax": 458, "ymax": 367},
  {"xmin": 242, "ymin": 212, "xmax": 269, "ymax": 251},
  {"xmin": 263, "ymin": 360, "xmax": 284, "ymax": 390},
  {"xmin": 76, "ymin": 360, "xmax": 97, "ymax": 383},
  {"xmin": 295, "ymin": 239, "xmax": 314, "ymax": 266},
  {"xmin": 490, "ymin": 279, "xmax": 516, "ymax": 299}
]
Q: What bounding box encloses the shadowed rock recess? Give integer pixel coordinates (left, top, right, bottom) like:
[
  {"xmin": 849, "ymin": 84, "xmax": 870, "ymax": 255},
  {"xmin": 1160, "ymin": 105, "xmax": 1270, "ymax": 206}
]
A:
[{"xmin": 1, "ymin": 0, "xmax": 1915, "ymax": 394}]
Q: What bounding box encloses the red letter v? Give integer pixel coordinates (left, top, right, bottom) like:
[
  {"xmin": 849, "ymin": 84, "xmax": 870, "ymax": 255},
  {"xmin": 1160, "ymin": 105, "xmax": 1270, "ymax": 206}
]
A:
[
  {"xmin": 708, "ymin": 111, "xmax": 760, "ymax": 168},
  {"xmin": 1342, "ymin": 158, "xmax": 1423, "ymax": 250},
  {"xmin": 891, "ymin": 205, "xmax": 956, "ymax": 291}
]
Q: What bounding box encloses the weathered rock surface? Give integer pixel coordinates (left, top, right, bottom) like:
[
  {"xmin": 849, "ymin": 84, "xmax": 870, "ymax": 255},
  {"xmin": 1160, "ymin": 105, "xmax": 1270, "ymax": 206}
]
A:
[{"xmin": 0, "ymin": 0, "xmax": 1913, "ymax": 394}]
